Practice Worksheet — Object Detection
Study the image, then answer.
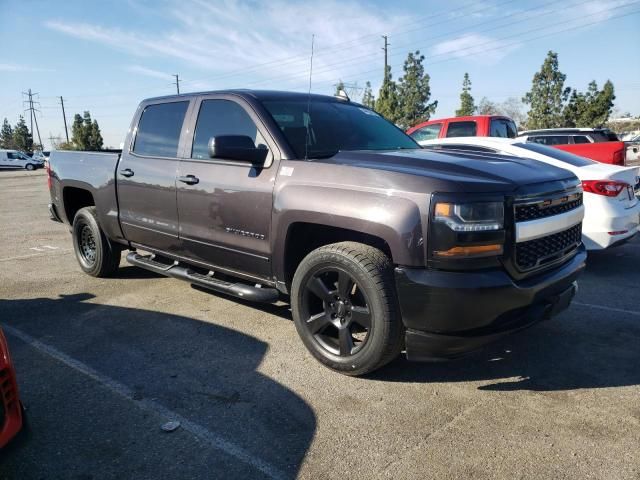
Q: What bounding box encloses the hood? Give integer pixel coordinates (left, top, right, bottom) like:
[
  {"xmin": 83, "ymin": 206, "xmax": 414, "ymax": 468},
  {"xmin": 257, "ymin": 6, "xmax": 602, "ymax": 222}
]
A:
[{"xmin": 318, "ymin": 149, "xmax": 576, "ymax": 192}]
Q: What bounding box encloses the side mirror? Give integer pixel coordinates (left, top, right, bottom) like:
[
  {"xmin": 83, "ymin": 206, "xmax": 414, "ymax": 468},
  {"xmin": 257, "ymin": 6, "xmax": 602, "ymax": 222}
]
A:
[{"xmin": 208, "ymin": 135, "xmax": 268, "ymax": 163}]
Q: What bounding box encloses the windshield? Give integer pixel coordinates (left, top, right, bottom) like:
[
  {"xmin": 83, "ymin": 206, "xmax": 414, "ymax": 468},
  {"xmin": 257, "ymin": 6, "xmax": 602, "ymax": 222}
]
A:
[
  {"xmin": 262, "ymin": 99, "xmax": 419, "ymax": 158},
  {"xmin": 515, "ymin": 142, "xmax": 596, "ymax": 167}
]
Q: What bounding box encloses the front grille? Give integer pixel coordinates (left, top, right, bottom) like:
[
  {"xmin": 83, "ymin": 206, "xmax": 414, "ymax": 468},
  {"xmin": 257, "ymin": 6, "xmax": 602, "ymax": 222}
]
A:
[
  {"xmin": 515, "ymin": 194, "xmax": 582, "ymax": 222},
  {"xmin": 515, "ymin": 223, "xmax": 582, "ymax": 271}
]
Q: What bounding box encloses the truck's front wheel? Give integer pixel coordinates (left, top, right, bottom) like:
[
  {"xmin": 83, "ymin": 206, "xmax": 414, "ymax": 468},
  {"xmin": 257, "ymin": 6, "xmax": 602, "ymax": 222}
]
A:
[
  {"xmin": 72, "ymin": 207, "xmax": 121, "ymax": 277},
  {"xmin": 291, "ymin": 242, "xmax": 403, "ymax": 376}
]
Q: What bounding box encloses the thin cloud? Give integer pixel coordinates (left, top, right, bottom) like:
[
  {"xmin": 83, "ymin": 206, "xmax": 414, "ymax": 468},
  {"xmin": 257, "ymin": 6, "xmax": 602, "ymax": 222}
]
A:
[
  {"xmin": 125, "ymin": 65, "xmax": 172, "ymax": 80},
  {"xmin": 431, "ymin": 33, "xmax": 520, "ymax": 65},
  {"xmin": 44, "ymin": 0, "xmax": 413, "ymax": 88},
  {"xmin": 0, "ymin": 63, "xmax": 51, "ymax": 72}
]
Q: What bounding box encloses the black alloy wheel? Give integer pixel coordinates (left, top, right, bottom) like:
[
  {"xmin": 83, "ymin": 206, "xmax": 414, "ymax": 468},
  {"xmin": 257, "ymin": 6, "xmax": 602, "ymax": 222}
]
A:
[{"xmin": 301, "ymin": 267, "xmax": 372, "ymax": 357}]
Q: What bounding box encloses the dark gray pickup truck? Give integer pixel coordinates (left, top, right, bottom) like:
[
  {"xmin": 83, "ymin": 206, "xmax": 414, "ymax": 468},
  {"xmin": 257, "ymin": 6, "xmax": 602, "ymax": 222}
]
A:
[{"xmin": 48, "ymin": 90, "xmax": 586, "ymax": 375}]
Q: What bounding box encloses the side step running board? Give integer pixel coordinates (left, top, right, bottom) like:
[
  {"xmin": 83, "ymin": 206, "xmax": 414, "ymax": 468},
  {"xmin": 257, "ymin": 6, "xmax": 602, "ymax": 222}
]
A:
[{"xmin": 126, "ymin": 252, "xmax": 279, "ymax": 303}]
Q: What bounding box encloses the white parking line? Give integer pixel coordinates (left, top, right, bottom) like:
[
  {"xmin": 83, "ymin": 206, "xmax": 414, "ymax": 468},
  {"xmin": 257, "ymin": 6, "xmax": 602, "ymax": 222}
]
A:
[
  {"xmin": 573, "ymin": 301, "xmax": 640, "ymax": 317},
  {"xmin": 3, "ymin": 324, "xmax": 287, "ymax": 480},
  {"xmin": 0, "ymin": 249, "xmax": 72, "ymax": 262}
]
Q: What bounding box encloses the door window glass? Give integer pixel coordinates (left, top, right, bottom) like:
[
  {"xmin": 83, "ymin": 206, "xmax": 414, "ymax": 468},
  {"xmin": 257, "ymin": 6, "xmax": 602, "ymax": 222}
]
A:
[
  {"xmin": 410, "ymin": 123, "xmax": 442, "ymax": 141},
  {"xmin": 446, "ymin": 121, "xmax": 477, "ymax": 137},
  {"xmin": 490, "ymin": 119, "xmax": 518, "ymax": 138},
  {"xmin": 192, "ymin": 100, "xmax": 267, "ymax": 159},
  {"xmin": 133, "ymin": 101, "xmax": 189, "ymax": 157},
  {"xmin": 573, "ymin": 135, "xmax": 591, "ymax": 144}
]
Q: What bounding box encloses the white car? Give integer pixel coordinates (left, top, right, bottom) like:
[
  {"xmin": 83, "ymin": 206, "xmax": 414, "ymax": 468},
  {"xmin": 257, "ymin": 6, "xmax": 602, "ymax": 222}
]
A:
[
  {"xmin": 420, "ymin": 137, "xmax": 640, "ymax": 250},
  {"xmin": 0, "ymin": 150, "xmax": 44, "ymax": 171}
]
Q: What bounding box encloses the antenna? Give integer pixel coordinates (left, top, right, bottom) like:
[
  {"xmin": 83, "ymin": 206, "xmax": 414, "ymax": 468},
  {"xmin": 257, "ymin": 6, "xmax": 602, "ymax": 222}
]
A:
[{"xmin": 304, "ymin": 33, "xmax": 314, "ymax": 161}]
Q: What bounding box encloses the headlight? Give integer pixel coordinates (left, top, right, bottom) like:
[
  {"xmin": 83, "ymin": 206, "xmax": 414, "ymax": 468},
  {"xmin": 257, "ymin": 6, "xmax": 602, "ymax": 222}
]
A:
[
  {"xmin": 430, "ymin": 200, "xmax": 505, "ymax": 262},
  {"xmin": 434, "ymin": 202, "xmax": 503, "ymax": 232}
]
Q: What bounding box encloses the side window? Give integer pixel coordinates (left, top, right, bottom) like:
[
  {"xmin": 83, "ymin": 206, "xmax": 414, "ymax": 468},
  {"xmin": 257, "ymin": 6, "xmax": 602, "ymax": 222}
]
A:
[
  {"xmin": 573, "ymin": 135, "xmax": 591, "ymax": 144},
  {"xmin": 446, "ymin": 121, "xmax": 477, "ymax": 137},
  {"xmin": 7, "ymin": 152, "xmax": 18, "ymax": 159},
  {"xmin": 490, "ymin": 119, "xmax": 517, "ymax": 138},
  {"xmin": 133, "ymin": 101, "xmax": 189, "ymax": 157},
  {"xmin": 546, "ymin": 136, "xmax": 569, "ymax": 145},
  {"xmin": 192, "ymin": 99, "xmax": 267, "ymax": 160},
  {"xmin": 528, "ymin": 136, "xmax": 548, "ymax": 145},
  {"xmin": 410, "ymin": 123, "xmax": 442, "ymax": 141}
]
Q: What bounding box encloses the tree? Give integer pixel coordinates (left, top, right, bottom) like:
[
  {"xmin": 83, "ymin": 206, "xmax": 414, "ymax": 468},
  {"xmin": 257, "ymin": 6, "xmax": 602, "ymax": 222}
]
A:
[
  {"xmin": 12, "ymin": 116, "xmax": 33, "ymax": 153},
  {"xmin": 499, "ymin": 97, "xmax": 527, "ymax": 127},
  {"xmin": 455, "ymin": 73, "xmax": 475, "ymax": 116},
  {"xmin": 0, "ymin": 118, "xmax": 14, "ymax": 149},
  {"xmin": 396, "ymin": 50, "xmax": 437, "ymax": 128},
  {"xmin": 89, "ymin": 120, "xmax": 104, "ymax": 150},
  {"xmin": 375, "ymin": 65, "xmax": 401, "ymax": 124},
  {"xmin": 334, "ymin": 80, "xmax": 345, "ymax": 96},
  {"xmin": 563, "ymin": 80, "xmax": 616, "ymax": 127},
  {"xmin": 71, "ymin": 111, "xmax": 104, "ymax": 151},
  {"xmin": 361, "ymin": 81, "xmax": 375, "ymax": 109},
  {"xmin": 476, "ymin": 97, "xmax": 499, "ymax": 115},
  {"xmin": 522, "ymin": 51, "xmax": 570, "ymax": 129}
]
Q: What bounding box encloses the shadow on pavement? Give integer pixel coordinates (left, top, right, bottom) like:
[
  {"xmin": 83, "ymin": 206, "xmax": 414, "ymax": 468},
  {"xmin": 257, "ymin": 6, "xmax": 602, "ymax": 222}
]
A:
[
  {"xmin": 374, "ymin": 240, "xmax": 640, "ymax": 391},
  {"xmin": 0, "ymin": 294, "xmax": 315, "ymax": 479}
]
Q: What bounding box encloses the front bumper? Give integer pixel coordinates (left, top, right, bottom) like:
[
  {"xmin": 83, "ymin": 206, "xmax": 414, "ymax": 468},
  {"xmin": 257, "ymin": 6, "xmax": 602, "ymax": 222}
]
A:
[{"xmin": 395, "ymin": 246, "xmax": 587, "ymax": 361}]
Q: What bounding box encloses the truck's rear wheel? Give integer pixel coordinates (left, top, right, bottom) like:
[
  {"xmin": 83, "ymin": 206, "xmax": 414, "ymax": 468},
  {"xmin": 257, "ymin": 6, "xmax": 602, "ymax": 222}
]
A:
[
  {"xmin": 72, "ymin": 207, "xmax": 121, "ymax": 277},
  {"xmin": 291, "ymin": 242, "xmax": 403, "ymax": 376}
]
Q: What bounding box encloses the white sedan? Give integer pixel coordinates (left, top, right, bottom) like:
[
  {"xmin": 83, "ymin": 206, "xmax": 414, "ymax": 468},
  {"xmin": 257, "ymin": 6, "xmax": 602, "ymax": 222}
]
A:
[{"xmin": 420, "ymin": 137, "xmax": 640, "ymax": 250}]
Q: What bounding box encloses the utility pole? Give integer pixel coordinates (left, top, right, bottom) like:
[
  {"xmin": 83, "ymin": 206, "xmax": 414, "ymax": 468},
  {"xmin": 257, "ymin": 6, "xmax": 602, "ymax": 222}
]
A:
[
  {"xmin": 381, "ymin": 35, "xmax": 389, "ymax": 83},
  {"xmin": 60, "ymin": 96, "xmax": 69, "ymax": 143},
  {"xmin": 22, "ymin": 89, "xmax": 43, "ymax": 150},
  {"xmin": 173, "ymin": 74, "xmax": 180, "ymax": 94}
]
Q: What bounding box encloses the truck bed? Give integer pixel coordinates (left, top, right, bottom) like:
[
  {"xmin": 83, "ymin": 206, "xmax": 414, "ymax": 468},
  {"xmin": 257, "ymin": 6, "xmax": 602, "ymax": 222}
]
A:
[{"xmin": 48, "ymin": 150, "xmax": 124, "ymax": 241}]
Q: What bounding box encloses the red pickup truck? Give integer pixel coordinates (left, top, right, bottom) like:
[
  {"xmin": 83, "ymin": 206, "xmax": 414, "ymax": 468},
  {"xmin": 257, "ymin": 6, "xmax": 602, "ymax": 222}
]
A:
[{"xmin": 407, "ymin": 116, "xmax": 627, "ymax": 165}]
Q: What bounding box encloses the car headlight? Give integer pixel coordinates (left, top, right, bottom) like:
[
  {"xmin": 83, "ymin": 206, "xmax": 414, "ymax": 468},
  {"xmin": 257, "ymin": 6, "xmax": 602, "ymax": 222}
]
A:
[
  {"xmin": 434, "ymin": 202, "xmax": 503, "ymax": 232},
  {"xmin": 430, "ymin": 199, "xmax": 505, "ymax": 263}
]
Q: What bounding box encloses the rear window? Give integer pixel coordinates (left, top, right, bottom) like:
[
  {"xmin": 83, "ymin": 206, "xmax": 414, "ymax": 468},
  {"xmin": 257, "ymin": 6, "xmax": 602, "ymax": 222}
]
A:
[
  {"xmin": 446, "ymin": 121, "xmax": 477, "ymax": 137},
  {"xmin": 572, "ymin": 135, "xmax": 591, "ymax": 144},
  {"xmin": 515, "ymin": 142, "xmax": 595, "ymax": 167},
  {"xmin": 133, "ymin": 101, "xmax": 189, "ymax": 157},
  {"xmin": 528, "ymin": 135, "xmax": 570, "ymax": 146},
  {"xmin": 410, "ymin": 123, "xmax": 443, "ymax": 141},
  {"xmin": 489, "ymin": 118, "xmax": 517, "ymax": 138}
]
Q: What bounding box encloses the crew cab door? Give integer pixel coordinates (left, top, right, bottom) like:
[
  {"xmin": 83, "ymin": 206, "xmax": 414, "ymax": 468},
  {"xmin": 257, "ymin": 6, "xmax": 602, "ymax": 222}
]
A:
[
  {"xmin": 116, "ymin": 99, "xmax": 192, "ymax": 252},
  {"xmin": 176, "ymin": 95, "xmax": 279, "ymax": 280}
]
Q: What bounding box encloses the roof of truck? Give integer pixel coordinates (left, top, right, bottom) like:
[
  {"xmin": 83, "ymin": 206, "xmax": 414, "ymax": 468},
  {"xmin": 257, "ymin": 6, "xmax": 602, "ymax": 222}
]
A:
[{"xmin": 143, "ymin": 89, "xmax": 357, "ymax": 104}]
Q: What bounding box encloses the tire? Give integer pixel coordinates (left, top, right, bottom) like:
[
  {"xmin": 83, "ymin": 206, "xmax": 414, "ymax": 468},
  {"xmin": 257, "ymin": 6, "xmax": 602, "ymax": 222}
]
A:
[
  {"xmin": 25, "ymin": 163, "xmax": 34, "ymax": 171},
  {"xmin": 72, "ymin": 206, "xmax": 121, "ymax": 277},
  {"xmin": 291, "ymin": 242, "xmax": 404, "ymax": 376}
]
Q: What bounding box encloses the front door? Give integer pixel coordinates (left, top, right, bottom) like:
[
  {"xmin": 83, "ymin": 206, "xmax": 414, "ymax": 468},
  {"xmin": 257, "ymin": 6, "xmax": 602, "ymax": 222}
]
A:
[
  {"xmin": 176, "ymin": 96, "xmax": 279, "ymax": 280},
  {"xmin": 116, "ymin": 100, "xmax": 190, "ymax": 253}
]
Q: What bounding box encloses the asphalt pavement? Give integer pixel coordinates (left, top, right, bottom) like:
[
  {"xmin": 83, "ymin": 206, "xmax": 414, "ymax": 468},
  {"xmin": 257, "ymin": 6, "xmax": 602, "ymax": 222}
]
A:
[{"xmin": 0, "ymin": 169, "xmax": 639, "ymax": 479}]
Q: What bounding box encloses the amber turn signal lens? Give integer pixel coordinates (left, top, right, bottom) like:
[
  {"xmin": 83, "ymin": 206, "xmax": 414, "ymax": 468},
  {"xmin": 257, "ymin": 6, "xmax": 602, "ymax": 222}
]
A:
[
  {"xmin": 434, "ymin": 202, "xmax": 452, "ymax": 217},
  {"xmin": 434, "ymin": 244, "xmax": 503, "ymax": 258}
]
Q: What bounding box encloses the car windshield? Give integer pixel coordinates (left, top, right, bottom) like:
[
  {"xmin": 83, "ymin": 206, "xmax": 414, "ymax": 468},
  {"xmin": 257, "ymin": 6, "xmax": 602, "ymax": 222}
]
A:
[
  {"xmin": 514, "ymin": 142, "xmax": 596, "ymax": 167},
  {"xmin": 261, "ymin": 99, "xmax": 418, "ymax": 158}
]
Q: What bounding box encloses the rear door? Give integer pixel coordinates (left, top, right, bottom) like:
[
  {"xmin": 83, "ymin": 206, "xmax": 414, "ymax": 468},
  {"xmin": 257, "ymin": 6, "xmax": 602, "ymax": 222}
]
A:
[
  {"xmin": 117, "ymin": 99, "xmax": 192, "ymax": 252},
  {"xmin": 176, "ymin": 95, "xmax": 280, "ymax": 280}
]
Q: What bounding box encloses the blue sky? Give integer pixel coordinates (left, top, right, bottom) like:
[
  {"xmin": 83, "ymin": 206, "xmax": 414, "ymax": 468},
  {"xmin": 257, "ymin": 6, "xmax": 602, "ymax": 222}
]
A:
[{"xmin": 1, "ymin": 0, "xmax": 639, "ymax": 148}]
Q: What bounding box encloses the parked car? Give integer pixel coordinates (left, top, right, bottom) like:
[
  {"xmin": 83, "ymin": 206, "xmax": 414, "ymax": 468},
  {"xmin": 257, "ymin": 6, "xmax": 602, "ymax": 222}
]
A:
[
  {"xmin": 0, "ymin": 150, "xmax": 44, "ymax": 171},
  {"xmin": 48, "ymin": 90, "xmax": 586, "ymax": 375},
  {"xmin": 406, "ymin": 115, "xmax": 518, "ymax": 141},
  {"xmin": 407, "ymin": 118, "xmax": 627, "ymax": 166},
  {"xmin": 420, "ymin": 137, "xmax": 640, "ymax": 250},
  {"xmin": 516, "ymin": 128, "xmax": 627, "ymax": 165},
  {"xmin": 0, "ymin": 326, "xmax": 23, "ymax": 448},
  {"xmin": 32, "ymin": 150, "xmax": 50, "ymax": 163}
]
